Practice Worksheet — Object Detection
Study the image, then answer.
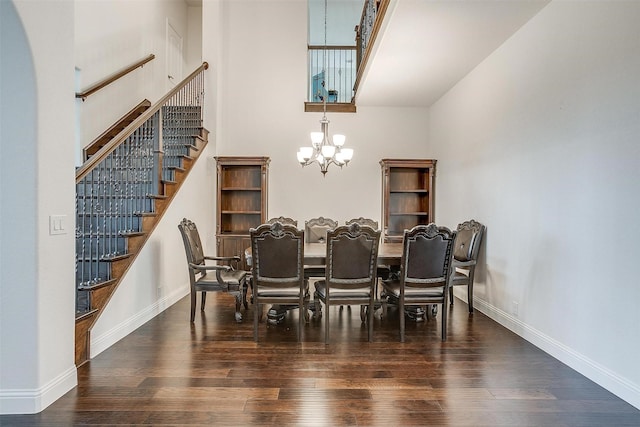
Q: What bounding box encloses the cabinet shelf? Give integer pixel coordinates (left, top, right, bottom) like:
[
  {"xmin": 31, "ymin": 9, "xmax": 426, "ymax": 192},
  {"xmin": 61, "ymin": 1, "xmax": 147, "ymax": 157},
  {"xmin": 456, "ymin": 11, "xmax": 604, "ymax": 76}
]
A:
[
  {"xmin": 221, "ymin": 187, "xmax": 262, "ymax": 191},
  {"xmin": 221, "ymin": 210, "xmax": 262, "ymax": 215},
  {"xmin": 389, "ymin": 189, "xmax": 429, "ymax": 193},
  {"xmin": 390, "ymin": 212, "xmax": 429, "ymax": 216}
]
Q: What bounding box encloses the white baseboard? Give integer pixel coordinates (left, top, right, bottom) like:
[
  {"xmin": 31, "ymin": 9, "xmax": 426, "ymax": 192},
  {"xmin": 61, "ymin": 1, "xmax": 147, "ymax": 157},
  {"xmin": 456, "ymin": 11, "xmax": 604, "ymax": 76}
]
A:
[
  {"xmin": 0, "ymin": 365, "xmax": 77, "ymax": 415},
  {"xmin": 90, "ymin": 285, "xmax": 189, "ymax": 358},
  {"xmin": 470, "ymin": 296, "xmax": 640, "ymax": 410}
]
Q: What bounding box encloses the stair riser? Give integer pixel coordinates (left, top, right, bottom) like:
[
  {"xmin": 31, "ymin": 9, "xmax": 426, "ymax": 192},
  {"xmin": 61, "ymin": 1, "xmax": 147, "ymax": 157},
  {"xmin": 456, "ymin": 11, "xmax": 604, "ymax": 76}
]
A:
[
  {"xmin": 76, "ymin": 237, "xmax": 127, "ymax": 258},
  {"xmin": 76, "ymin": 260, "xmax": 112, "ymax": 284},
  {"xmin": 77, "ymin": 214, "xmax": 143, "ymax": 232},
  {"xmin": 76, "ymin": 198, "xmax": 156, "ymax": 215}
]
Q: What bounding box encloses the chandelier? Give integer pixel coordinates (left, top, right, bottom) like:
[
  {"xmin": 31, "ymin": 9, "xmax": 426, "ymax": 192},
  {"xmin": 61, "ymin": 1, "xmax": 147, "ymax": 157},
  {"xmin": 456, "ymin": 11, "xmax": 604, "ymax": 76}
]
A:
[{"xmin": 297, "ymin": 0, "xmax": 353, "ymax": 176}]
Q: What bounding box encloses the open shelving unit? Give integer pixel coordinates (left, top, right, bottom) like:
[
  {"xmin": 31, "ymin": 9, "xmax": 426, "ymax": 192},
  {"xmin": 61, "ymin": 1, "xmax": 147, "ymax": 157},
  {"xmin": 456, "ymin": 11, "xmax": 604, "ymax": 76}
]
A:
[
  {"xmin": 215, "ymin": 156, "xmax": 269, "ymax": 270},
  {"xmin": 380, "ymin": 159, "xmax": 436, "ymax": 242}
]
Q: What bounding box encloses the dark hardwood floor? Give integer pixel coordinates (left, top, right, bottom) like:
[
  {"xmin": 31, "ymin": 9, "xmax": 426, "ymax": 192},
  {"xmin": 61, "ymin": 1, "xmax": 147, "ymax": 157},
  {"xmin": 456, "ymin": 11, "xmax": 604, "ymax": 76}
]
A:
[{"xmin": 3, "ymin": 293, "xmax": 639, "ymax": 426}]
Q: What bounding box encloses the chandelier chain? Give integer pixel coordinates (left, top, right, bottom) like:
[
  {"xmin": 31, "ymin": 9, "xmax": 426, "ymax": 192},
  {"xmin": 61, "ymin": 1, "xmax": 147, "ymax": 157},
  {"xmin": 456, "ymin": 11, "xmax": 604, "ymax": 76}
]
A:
[{"xmin": 297, "ymin": 0, "xmax": 354, "ymax": 176}]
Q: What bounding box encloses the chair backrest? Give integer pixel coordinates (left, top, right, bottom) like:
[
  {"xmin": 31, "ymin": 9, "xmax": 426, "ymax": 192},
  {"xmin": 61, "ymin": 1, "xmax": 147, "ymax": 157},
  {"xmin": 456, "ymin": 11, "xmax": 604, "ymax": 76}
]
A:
[
  {"xmin": 401, "ymin": 224, "xmax": 456, "ymax": 289},
  {"xmin": 250, "ymin": 222, "xmax": 304, "ymax": 288},
  {"xmin": 326, "ymin": 223, "xmax": 381, "ymax": 289},
  {"xmin": 178, "ymin": 218, "xmax": 205, "ymax": 266},
  {"xmin": 345, "ymin": 217, "xmax": 379, "ymax": 230},
  {"xmin": 453, "ymin": 219, "xmax": 485, "ymax": 262},
  {"xmin": 266, "ymin": 216, "xmax": 298, "ymax": 227},
  {"xmin": 305, "ymin": 216, "xmax": 338, "ymax": 243}
]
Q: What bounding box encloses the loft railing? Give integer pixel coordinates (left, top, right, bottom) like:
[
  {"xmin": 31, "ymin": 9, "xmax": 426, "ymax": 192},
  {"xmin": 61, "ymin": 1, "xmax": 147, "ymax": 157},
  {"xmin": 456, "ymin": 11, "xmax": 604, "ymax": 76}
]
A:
[
  {"xmin": 76, "ymin": 54, "xmax": 155, "ymax": 101},
  {"xmin": 75, "ymin": 62, "xmax": 208, "ymax": 313},
  {"xmin": 305, "ymin": 0, "xmax": 389, "ymax": 112},
  {"xmin": 308, "ymin": 45, "xmax": 357, "ymax": 104},
  {"xmin": 353, "ymin": 0, "xmax": 390, "ymax": 96}
]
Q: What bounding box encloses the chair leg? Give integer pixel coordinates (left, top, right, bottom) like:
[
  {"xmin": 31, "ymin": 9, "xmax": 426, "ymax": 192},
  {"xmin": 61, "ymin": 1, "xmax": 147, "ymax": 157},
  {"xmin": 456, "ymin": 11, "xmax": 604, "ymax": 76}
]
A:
[
  {"xmin": 368, "ymin": 297, "xmax": 374, "ymax": 342},
  {"xmin": 441, "ymin": 302, "xmax": 447, "ymax": 342},
  {"xmin": 449, "ymin": 286, "xmax": 454, "ymax": 305},
  {"xmin": 201, "ymin": 292, "xmax": 206, "ymax": 311},
  {"xmin": 254, "ymin": 302, "xmax": 259, "ymax": 342},
  {"xmin": 298, "ymin": 296, "xmax": 304, "ymax": 342},
  {"xmin": 325, "ymin": 299, "xmax": 330, "ymax": 345},
  {"xmin": 399, "ymin": 298, "xmax": 405, "ymax": 343},
  {"xmin": 242, "ymin": 281, "xmax": 249, "ymax": 310},
  {"xmin": 313, "ymin": 293, "xmax": 322, "ymax": 319},
  {"xmin": 467, "ymin": 274, "xmax": 475, "ymax": 313},
  {"xmin": 190, "ymin": 290, "xmax": 197, "ymax": 322},
  {"xmin": 234, "ymin": 294, "xmax": 243, "ymax": 323}
]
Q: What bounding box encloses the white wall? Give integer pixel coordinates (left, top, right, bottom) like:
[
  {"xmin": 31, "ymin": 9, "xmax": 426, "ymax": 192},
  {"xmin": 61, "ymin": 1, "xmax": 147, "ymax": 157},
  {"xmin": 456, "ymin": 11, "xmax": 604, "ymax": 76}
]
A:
[
  {"xmin": 1, "ymin": 0, "xmax": 77, "ymax": 414},
  {"xmin": 82, "ymin": 1, "xmax": 214, "ymax": 357},
  {"xmin": 428, "ymin": 1, "xmax": 640, "ymax": 408},
  {"xmin": 210, "ymin": 0, "xmax": 430, "ymax": 225},
  {"xmin": 75, "ymin": 0, "xmax": 190, "ymax": 150},
  {"xmin": 186, "ymin": 5, "xmax": 203, "ymax": 72}
]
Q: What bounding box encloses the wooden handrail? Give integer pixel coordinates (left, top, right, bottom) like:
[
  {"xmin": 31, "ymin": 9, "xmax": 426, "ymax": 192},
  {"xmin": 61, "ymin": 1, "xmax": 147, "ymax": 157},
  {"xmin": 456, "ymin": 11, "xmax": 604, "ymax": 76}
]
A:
[
  {"xmin": 76, "ymin": 62, "xmax": 209, "ymax": 182},
  {"xmin": 353, "ymin": 0, "xmax": 390, "ymax": 96},
  {"xmin": 76, "ymin": 54, "xmax": 155, "ymax": 101}
]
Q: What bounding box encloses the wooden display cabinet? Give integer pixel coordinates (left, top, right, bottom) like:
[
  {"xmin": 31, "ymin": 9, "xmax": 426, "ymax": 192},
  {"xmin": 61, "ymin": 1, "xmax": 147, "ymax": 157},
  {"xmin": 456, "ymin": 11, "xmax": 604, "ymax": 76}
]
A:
[
  {"xmin": 380, "ymin": 159, "xmax": 436, "ymax": 242},
  {"xmin": 215, "ymin": 156, "xmax": 269, "ymax": 270}
]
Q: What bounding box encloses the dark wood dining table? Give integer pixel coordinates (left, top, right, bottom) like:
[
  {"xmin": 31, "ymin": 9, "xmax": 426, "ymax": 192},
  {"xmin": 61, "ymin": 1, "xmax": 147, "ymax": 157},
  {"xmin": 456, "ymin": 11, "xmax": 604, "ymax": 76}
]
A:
[
  {"xmin": 245, "ymin": 241, "xmax": 403, "ymax": 268},
  {"xmin": 297, "ymin": 242, "xmax": 404, "ymax": 266},
  {"xmin": 244, "ymin": 241, "xmax": 405, "ymax": 323}
]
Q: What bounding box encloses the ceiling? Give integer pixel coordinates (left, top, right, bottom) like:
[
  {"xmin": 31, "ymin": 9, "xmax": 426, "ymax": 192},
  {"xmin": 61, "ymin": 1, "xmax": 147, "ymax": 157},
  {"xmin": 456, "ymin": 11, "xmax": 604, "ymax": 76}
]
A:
[{"xmin": 356, "ymin": 0, "xmax": 550, "ymax": 108}]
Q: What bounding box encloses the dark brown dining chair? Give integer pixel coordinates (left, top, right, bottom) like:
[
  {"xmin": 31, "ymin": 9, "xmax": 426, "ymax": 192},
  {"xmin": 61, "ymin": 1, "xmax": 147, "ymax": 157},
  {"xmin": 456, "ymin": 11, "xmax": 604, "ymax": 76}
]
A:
[
  {"xmin": 305, "ymin": 216, "xmax": 338, "ymax": 243},
  {"xmin": 449, "ymin": 219, "xmax": 485, "ymax": 312},
  {"xmin": 267, "ymin": 216, "xmax": 298, "ymax": 227},
  {"xmin": 381, "ymin": 224, "xmax": 456, "ymax": 342},
  {"xmin": 314, "ymin": 223, "xmax": 381, "ymax": 344},
  {"xmin": 178, "ymin": 218, "xmax": 248, "ymax": 323},
  {"xmin": 345, "ymin": 217, "xmax": 388, "ymax": 310},
  {"xmin": 250, "ymin": 221, "xmax": 309, "ymax": 342},
  {"xmin": 345, "ymin": 217, "xmax": 378, "ymax": 230},
  {"xmin": 303, "ymin": 217, "xmax": 338, "ymax": 313}
]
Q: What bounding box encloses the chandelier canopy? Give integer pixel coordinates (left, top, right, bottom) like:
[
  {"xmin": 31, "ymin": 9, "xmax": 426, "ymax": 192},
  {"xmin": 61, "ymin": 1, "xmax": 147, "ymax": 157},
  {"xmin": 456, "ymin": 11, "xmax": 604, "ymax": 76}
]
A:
[{"xmin": 297, "ymin": 0, "xmax": 353, "ymax": 176}]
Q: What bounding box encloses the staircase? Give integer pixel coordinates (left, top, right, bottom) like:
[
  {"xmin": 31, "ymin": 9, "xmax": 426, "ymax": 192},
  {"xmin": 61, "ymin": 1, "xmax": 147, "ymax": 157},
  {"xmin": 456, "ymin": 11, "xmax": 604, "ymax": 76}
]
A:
[
  {"xmin": 83, "ymin": 99, "xmax": 152, "ymax": 161},
  {"xmin": 74, "ymin": 63, "xmax": 209, "ymax": 366}
]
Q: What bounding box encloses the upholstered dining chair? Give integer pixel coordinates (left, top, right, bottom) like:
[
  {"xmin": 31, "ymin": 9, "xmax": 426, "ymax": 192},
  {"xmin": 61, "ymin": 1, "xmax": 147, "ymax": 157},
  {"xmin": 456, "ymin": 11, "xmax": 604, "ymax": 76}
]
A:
[
  {"xmin": 381, "ymin": 224, "xmax": 456, "ymax": 342},
  {"xmin": 345, "ymin": 217, "xmax": 379, "ymax": 230},
  {"xmin": 250, "ymin": 221, "xmax": 309, "ymax": 342},
  {"xmin": 178, "ymin": 218, "xmax": 248, "ymax": 323},
  {"xmin": 345, "ymin": 217, "xmax": 388, "ymax": 311},
  {"xmin": 449, "ymin": 219, "xmax": 485, "ymax": 312},
  {"xmin": 305, "ymin": 216, "xmax": 338, "ymax": 243},
  {"xmin": 303, "ymin": 217, "xmax": 338, "ymax": 295},
  {"xmin": 314, "ymin": 223, "xmax": 381, "ymax": 344},
  {"xmin": 267, "ymin": 216, "xmax": 298, "ymax": 227}
]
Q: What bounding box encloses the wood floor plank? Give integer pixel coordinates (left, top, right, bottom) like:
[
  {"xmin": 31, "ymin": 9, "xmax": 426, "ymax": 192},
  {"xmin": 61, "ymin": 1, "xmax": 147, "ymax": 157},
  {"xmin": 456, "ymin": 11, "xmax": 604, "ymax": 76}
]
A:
[{"xmin": 2, "ymin": 294, "xmax": 638, "ymax": 426}]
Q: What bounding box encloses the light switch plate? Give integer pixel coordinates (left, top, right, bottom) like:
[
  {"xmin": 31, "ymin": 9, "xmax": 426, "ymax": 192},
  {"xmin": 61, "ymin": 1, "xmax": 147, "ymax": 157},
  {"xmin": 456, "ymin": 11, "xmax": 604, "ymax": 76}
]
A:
[{"xmin": 49, "ymin": 215, "xmax": 67, "ymax": 235}]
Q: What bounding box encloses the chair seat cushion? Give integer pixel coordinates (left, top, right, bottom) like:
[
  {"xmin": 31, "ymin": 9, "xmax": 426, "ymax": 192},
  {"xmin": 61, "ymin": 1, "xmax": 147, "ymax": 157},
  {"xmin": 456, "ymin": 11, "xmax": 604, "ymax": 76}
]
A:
[
  {"xmin": 451, "ymin": 270, "xmax": 470, "ymax": 285},
  {"xmin": 381, "ymin": 279, "xmax": 444, "ymax": 299},
  {"xmin": 256, "ymin": 286, "xmax": 308, "ymax": 298},
  {"xmin": 314, "ymin": 280, "xmax": 372, "ymax": 299},
  {"xmin": 197, "ymin": 269, "xmax": 246, "ymax": 291}
]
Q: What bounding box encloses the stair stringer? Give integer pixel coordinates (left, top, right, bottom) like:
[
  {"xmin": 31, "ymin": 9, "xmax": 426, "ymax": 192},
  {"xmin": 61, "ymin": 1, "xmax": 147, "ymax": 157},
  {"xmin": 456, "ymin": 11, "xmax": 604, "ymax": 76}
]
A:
[{"xmin": 74, "ymin": 128, "xmax": 209, "ymax": 366}]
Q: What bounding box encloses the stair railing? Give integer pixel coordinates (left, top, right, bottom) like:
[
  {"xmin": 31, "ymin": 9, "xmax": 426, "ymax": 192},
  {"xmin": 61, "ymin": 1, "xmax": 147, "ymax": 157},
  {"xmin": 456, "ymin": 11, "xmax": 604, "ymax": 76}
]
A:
[
  {"xmin": 75, "ymin": 62, "xmax": 208, "ymax": 314},
  {"xmin": 76, "ymin": 54, "xmax": 155, "ymax": 101}
]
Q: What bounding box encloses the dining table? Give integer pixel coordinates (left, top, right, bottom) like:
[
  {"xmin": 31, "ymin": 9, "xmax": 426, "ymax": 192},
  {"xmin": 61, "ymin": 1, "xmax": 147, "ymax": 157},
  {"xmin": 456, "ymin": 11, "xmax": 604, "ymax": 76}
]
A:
[{"xmin": 244, "ymin": 241, "xmax": 407, "ymax": 323}]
